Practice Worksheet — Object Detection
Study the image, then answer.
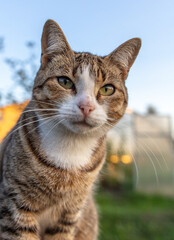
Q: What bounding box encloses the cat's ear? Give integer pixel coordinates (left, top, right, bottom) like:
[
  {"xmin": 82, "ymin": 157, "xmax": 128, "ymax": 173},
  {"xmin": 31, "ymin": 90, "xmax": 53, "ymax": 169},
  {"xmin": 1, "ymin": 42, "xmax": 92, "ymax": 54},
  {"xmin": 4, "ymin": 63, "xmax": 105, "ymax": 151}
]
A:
[
  {"xmin": 105, "ymin": 38, "xmax": 141, "ymax": 80},
  {"xmin": 41, "ymin": 19, "xmax": 73, "ymax": 67}
]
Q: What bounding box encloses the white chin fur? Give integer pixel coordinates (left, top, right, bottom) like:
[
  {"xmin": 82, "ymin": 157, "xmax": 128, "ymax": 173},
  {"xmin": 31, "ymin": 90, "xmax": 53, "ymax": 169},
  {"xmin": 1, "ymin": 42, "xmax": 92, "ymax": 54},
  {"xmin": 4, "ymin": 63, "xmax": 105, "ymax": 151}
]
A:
[{"xmin": 39, "ymin": 121, "xmax": 102, "ymax": 170}]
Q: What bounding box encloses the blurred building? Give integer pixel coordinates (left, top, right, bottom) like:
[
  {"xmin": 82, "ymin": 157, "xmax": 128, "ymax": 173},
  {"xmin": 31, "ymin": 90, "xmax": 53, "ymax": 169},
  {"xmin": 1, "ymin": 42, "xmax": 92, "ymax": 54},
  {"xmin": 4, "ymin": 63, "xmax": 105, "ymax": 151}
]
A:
[{"xmin": 107, "ymin": 110, "xmax": 174, "ymax": 196}]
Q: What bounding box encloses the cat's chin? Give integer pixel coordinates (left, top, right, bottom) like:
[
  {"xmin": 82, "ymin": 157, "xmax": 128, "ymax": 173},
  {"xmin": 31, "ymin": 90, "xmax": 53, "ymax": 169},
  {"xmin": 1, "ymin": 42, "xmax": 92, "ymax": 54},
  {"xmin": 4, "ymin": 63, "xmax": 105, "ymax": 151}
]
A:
[{"xmin": 62, "ymin": 120, "xmax": 104, "ymax": 135}]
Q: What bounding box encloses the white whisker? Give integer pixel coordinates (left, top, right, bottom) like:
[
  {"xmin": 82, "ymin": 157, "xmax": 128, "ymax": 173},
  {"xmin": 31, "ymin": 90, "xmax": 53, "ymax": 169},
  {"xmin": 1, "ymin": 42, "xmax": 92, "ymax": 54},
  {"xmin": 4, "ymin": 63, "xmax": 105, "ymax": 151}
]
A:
[
  {"xmin": 42, "ymin": 119, "xmax": 65, "ymax": 142},
  {"xmin": 117, "ymin": 124, "xmax": 160, "ymax": 184},
  {"xmin": 116, "ymin": 120, "xmax": 168, "ymax": 170},
  {"xmin": 30, "ymin": 99, "xmax": 59, "ymax": 107},
  {"xmin": 6, "ymin": 115, "xmax": 56, "ymax": 140},
  {"xmin": 18, "ymin": 112, "xmax": 59, "ymax": 124},
  {"xmin": 142, "ymin": 132, "xmax": 169, "ymax": 170},
  {"xmin": 105, "ymin": 122, "xmax": 115, "ymax": 128},
  {"xmin": 139, "ymin": 144, "xmax": 159, "ymax": 185},
  {"xmin": 21, "ymin": 108, "xmax": 59, "ymax": 114},
  {"xmin": 24, "ymin": 115, "xmax": 59, "ymax": 137}
]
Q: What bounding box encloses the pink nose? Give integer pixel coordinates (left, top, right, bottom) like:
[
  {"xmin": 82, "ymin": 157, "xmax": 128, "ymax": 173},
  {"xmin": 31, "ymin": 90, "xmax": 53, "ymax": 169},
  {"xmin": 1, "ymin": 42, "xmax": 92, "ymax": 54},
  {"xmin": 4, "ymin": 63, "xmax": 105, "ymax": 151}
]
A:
[{"xmin": 78, "ymin": 104, "xmax": 95, "ymax": 117}]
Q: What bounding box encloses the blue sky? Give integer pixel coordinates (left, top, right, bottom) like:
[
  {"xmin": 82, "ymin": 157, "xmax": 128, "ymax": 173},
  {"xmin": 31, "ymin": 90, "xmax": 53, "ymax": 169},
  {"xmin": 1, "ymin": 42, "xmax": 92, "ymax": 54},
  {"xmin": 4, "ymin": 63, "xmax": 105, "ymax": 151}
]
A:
[{"xmin": 0, "ymin": 0, "xmax": 174, "ymax": 122}]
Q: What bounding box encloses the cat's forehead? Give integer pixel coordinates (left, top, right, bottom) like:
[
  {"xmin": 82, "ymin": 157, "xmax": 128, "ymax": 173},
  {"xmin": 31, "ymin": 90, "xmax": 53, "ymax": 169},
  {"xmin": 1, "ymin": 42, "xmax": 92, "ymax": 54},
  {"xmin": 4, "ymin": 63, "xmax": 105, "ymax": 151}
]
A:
[{"xmin": 73, "ymin": 52, "xmax": 106, "ymax": 82}]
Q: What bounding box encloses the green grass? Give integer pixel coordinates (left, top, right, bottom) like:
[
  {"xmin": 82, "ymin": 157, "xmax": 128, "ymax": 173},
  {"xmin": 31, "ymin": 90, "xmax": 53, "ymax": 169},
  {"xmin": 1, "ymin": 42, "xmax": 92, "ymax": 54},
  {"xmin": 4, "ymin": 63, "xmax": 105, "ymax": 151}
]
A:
[{"xmin": 96, "ymin": 188, "xmax": 174, "ymax": 240}]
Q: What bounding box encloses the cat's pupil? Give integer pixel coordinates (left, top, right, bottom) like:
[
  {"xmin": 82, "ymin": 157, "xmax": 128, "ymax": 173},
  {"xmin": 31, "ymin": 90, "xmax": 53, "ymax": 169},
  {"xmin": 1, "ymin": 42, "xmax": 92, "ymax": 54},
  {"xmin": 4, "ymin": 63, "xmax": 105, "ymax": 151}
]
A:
[
  {"xmin": 64, "ymin": 79, "xmax": 67, "ymax": 85},
  {"xmin": 105, "ymin": 87, "xmax": 107, "ymax": 92}
]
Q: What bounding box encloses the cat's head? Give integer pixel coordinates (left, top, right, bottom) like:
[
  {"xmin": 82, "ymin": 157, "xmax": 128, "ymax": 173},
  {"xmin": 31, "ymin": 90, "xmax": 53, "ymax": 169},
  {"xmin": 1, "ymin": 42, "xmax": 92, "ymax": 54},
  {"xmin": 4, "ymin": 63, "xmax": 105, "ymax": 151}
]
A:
[{"xmin": 32, "ymin": 20, "xmax": 141, "ymax": 136}]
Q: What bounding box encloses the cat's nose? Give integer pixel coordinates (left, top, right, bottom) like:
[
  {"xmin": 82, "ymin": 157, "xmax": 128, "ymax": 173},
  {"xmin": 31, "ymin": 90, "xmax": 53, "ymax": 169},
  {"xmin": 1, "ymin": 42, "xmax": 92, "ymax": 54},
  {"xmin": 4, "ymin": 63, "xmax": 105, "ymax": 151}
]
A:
[{"xmin": 78, "ymin": 104, "xmax": 95, "ymax": 117}]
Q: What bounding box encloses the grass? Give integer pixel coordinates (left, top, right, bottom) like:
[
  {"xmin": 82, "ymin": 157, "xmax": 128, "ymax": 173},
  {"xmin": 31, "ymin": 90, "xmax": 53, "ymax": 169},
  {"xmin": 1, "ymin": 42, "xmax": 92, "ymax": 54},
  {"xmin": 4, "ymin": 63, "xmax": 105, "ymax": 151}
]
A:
[{"xmin": 95, "ymin": 188, "xmax": 174, "ymax": 240}]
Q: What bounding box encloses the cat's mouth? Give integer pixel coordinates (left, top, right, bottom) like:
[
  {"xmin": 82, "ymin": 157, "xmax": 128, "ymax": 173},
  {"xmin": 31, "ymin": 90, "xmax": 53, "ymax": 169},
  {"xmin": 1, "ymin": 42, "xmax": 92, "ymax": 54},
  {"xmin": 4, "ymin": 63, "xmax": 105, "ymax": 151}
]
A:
[
  {"xmin": 72, "ymin": 120, "xmax": 93, "ymax": 128},
  {"xmin": 62, "ymin": 117, "xmax": 104, "ymax": 134}
]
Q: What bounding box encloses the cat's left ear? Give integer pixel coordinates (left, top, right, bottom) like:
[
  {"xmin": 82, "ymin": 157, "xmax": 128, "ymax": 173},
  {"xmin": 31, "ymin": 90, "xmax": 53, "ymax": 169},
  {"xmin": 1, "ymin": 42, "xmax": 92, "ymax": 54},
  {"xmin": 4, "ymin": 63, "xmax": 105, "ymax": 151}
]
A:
[
  {"xmin": 41, "ymin": 19, "xmax": 73, "ymax": 67},
  {"xmin": 105, "ymin": 38, "xmax": 141, "ymax": 80}
]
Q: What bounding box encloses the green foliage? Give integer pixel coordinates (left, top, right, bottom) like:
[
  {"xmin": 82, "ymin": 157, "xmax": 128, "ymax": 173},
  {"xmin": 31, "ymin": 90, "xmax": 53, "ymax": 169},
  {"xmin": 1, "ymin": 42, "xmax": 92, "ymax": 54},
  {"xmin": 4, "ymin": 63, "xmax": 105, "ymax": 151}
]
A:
[
  {"xmin": 96, "ymin": 188, "xmax": 174, "ymax": 240},
  {"xmin": 101, "ymin": 161, "xmax": 133, "ymax": 192}
]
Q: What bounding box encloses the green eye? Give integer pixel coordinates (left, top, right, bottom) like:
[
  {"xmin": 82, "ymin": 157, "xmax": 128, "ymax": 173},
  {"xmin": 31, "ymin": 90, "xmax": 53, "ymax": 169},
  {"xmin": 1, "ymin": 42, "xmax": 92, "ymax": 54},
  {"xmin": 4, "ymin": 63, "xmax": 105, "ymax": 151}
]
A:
[
  {"xmin": 99, "ymin": 84, "xmax": 115, "ymax": 96},
  {"xmin": 57, "ymin": 77, "xmax": 74, "ymax": 90}
]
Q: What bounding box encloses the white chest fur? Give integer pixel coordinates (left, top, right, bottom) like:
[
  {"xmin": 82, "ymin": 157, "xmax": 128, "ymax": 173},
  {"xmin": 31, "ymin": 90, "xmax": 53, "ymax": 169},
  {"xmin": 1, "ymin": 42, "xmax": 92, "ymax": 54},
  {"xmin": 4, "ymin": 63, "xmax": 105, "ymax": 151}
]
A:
[{"xmin": 39, "ymin": 123, "xmax": 98, "ymax": 170}]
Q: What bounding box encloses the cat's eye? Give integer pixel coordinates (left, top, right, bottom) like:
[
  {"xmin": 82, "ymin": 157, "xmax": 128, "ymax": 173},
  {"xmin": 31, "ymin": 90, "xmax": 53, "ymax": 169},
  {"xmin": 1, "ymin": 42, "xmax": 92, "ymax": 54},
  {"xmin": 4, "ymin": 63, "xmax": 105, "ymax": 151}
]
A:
[
  {"xmin": 57, "ymin": 77, "xmax": 75, "ymax": 90},
  {"xmin": 99, "ymin": 84, "xmax": 115, "ymax": 96}
]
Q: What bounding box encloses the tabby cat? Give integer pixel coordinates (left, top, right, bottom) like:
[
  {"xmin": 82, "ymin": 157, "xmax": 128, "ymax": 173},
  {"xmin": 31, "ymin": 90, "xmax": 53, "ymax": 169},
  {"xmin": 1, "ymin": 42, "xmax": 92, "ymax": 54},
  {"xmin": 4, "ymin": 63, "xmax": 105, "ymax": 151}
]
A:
[{"xmin": 0, "ymin": 20, "xmax": 141, "ymax": 240}]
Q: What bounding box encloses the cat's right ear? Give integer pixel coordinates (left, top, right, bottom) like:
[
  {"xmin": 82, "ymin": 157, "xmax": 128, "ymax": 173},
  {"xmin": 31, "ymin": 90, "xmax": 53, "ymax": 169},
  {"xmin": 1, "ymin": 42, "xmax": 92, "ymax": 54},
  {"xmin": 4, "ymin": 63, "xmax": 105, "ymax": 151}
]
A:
[{"xmin": 41, "ymin": 19, "xmax": 73, "ymax": 68}]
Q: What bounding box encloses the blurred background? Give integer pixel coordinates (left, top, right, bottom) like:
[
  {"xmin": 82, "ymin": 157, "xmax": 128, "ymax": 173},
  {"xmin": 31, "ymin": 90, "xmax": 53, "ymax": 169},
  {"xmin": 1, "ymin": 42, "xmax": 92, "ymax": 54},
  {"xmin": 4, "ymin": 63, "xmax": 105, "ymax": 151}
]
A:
[{"xmin": 1, "ymin": 0, "xmax": 174, "ymax": 239}]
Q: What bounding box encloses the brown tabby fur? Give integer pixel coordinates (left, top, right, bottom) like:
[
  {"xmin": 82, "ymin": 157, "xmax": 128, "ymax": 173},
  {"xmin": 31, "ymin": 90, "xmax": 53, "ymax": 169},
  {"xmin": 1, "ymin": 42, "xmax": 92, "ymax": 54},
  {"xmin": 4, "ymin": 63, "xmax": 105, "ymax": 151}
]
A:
[{"xmin": 0, "ymin": 20, "xmax": 141, "ymax": 240}]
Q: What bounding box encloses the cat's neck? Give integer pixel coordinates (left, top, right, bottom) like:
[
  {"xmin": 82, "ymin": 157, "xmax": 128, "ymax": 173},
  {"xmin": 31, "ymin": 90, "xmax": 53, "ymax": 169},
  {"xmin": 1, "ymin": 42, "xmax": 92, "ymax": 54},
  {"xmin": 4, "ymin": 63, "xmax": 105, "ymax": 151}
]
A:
[{"xmin": 39, "ymin": 122, "xmax": 102, "ymax": 170}]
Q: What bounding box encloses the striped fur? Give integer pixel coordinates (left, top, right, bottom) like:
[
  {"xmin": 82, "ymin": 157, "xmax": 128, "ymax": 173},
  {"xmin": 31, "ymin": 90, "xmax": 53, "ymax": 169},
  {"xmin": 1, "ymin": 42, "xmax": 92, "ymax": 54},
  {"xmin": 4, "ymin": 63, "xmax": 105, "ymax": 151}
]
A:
[{"xmin": 0, "ymin": 20, "xmax": 141, "ymax": 240}]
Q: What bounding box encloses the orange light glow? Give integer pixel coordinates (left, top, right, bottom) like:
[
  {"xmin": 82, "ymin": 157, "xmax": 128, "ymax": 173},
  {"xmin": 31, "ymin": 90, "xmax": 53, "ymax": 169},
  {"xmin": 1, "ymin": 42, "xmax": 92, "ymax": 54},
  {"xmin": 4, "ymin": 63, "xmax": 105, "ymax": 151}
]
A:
[
  {"xmin": 126, "ymin": 108, "xmax": 133, "ymax": 114},
  {"xmin": 0, "ymin": 101, "xmax": 28, "ymax": 142},
  {"xmin": 121, "ymin": 155, "xmax": 132, "ymax": 164},
  {"xmin": 110, "ymin": 155, "xmax": 119, "ymax": 164}
]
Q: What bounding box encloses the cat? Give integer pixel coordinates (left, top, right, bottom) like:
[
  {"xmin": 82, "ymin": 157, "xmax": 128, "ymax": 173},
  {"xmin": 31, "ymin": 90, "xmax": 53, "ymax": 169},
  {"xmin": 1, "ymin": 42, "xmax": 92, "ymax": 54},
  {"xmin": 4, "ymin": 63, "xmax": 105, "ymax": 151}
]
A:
[{"xmin": 0, "ymin": 19, "xmax": 141, "ymax": 240}]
